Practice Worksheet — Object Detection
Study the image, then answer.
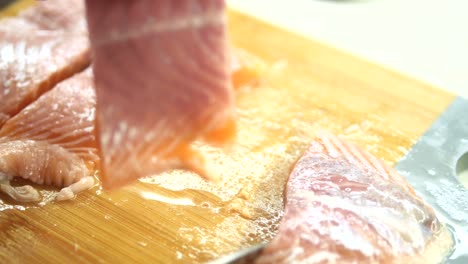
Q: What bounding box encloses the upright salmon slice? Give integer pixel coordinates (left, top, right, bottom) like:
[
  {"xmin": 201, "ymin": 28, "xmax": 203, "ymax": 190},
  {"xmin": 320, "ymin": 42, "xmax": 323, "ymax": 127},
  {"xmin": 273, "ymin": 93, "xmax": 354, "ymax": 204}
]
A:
[
  {"xmin": 0, "ymin": 0, "xmax": 90, "ymax": 127},
  {"xmin": 0, "ymin": 69, "xmax": 97, "ymax": 202},
  {"xmin": 254, "ymin": 134, "xmax": 453, "ymax": 263},
  {"xmin": 85, "ymin": 0, "xmax": 235, "ymax": 189}
]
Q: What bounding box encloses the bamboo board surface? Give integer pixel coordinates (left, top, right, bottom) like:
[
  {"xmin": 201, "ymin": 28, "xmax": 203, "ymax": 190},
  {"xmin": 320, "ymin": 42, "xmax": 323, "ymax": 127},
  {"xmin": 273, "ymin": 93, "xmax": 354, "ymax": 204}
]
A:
[{"xmin": 0, "ymin": 1, "xmax": 455, "ymax": 263}]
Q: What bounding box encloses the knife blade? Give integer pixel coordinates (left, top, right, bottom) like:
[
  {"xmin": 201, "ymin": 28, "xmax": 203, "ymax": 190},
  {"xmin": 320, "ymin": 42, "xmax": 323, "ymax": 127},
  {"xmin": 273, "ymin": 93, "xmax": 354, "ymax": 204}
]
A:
[
  {"xmin": 206, "ymin": 244, "xmax": 266, "ymax": 264},
  {"xmin": 395, "ymin": 96, "xmax": 468, "ymax": 264}
]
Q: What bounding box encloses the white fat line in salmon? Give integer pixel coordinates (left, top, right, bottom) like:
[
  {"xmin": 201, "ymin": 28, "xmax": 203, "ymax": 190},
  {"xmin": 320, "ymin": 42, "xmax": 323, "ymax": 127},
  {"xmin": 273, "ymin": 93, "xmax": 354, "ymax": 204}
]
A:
[{"xmin": 92, "ymin": 11, "xmax": 226, "ymax": 47}]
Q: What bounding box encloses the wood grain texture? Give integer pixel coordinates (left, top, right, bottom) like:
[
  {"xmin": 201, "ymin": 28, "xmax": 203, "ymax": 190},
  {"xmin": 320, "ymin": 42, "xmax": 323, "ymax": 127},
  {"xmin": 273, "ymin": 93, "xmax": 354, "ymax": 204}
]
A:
[{"xmin": 0, "ymin": 1, "xmax": 455, "ymax": 263}]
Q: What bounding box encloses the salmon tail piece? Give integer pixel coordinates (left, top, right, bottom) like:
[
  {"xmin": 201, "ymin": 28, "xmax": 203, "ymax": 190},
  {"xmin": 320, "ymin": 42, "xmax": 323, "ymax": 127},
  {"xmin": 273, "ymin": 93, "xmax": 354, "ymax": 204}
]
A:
[
  {"xmin": 312, "ymin": 132, "xmax": 415, "ymax": 193},
  {"xmin": 255, "ymin": 133, "xmax": 453, "ymax": 263},
  {"xmin": 86, "ymin": 0, "xmax": 234, "ymax": 189}
]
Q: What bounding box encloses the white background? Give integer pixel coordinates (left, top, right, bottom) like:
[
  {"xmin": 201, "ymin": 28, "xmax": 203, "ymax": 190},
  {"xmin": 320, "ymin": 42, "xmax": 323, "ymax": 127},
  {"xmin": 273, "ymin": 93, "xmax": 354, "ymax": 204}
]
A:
[{"xmin": 229, "ymin": 0, "xmax": 468, "ymax": 99}]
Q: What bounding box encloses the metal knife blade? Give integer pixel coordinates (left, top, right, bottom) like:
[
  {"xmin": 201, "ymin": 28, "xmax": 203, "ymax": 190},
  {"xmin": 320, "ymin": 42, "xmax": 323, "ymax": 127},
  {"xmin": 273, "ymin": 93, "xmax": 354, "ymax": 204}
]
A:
[
  {"xmin": 206, "ymin": 244, "xmax": 266, "ymax": 264},
  {"xmin": 395, "ymin": 96, "xmax": 468, "ymax": 264}
]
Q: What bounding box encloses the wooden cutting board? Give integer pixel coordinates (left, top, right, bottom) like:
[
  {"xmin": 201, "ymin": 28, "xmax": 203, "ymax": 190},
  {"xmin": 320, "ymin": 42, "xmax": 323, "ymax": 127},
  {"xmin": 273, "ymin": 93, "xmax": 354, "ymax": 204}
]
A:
[{"xmin": 0, "ymin": 1, "xmax": 455, "ymax": 263}]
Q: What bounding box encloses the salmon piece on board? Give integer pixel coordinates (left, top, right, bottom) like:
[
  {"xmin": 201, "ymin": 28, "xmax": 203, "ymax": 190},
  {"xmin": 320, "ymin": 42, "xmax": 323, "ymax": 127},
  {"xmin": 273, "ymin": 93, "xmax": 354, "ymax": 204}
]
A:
[
  {"xmin": 85, "ymin": 0, "xmax": 235, "ymax": 189},
  {"xmin": 231, "ymin": 48, "xmax": 265, "ymax": 89},
  {"xmin": 0, "ymin": 69, "xmax": 97, "ymax": 202},
  {"xmin": 254, "ymin": 133, "xmax": 453, "ymax": 263},
  {"xmin": 0, "ymin": 0, "xmax": 85, "ymax": 32},
  {"xmin": 0, "ymin": 0, "xmax": 90, "ymax": 128},
  {"xmin": 18, "ymin": 0, "xmax": 87, "ymax": 32}
]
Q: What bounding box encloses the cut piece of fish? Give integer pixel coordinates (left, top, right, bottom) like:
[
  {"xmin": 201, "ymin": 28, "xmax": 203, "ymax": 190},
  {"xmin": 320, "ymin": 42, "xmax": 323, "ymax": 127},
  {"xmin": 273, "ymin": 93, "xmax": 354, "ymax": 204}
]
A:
[
  {"xmin": 254, "ymin": 133, "xmax": 453, "ymax": 264},
  {"xmin": 0, "ymin": 69, "xmax": 97, "ymax": 202},
  {"xmin": 0, "ymin": 0, "xmax": 90, "ymax": 128},
  {"xmin": 231, "ymin": 48, "xmax": 266, "ymax": 89},
  {"xmin": 85, "ymin": 0, "xmax": 235, "ymax": 189}
]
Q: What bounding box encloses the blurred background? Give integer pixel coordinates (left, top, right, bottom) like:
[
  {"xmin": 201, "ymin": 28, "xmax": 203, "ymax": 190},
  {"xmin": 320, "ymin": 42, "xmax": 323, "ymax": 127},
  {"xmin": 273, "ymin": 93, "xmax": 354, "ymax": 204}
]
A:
[{"xmin": 229, "ymin": 0, "xmax": 468, "ymax": 99}]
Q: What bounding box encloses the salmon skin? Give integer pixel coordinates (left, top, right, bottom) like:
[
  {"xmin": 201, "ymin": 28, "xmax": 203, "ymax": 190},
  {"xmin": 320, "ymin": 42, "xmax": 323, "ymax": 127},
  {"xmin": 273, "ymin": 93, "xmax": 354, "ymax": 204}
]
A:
[
  {"xmin": 0, "ymin": 69, "xmax": 97, "ymax": 202},
  {"xmin": 254, "ymin": 133, "xmax": 453, "ymax": 264},
  {"xmin": 0, "ymin": 0, "xmax": 90, "ymax": 128},
  {"xmin": 85, "ymin": 0, "xmax": 235, "ymax": 189}
]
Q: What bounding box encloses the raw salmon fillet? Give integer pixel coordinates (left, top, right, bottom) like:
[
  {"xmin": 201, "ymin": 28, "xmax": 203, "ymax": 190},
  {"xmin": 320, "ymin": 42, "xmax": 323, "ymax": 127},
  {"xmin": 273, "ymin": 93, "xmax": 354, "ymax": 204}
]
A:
[
  {"xmin": 0, "ymin": 0, "xmax": 90, "ymax": 128},
  {"xmin": 0, "ymin": 69, "xmax": 97, "ymax": 201},
  {"xmin": 255, "ymin": 134, "xmax": 453, "ymax": 263},
  {"xmin": 85, "ymin": 0, "xmax": 235, "ymax": 189}
]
